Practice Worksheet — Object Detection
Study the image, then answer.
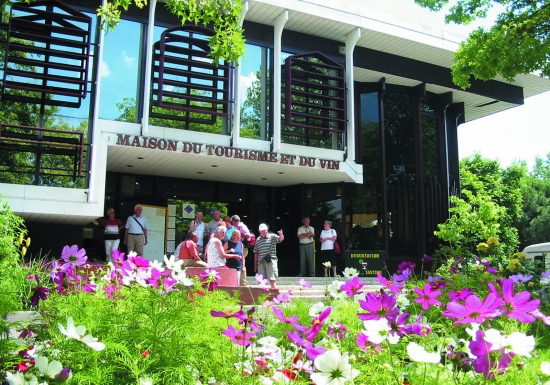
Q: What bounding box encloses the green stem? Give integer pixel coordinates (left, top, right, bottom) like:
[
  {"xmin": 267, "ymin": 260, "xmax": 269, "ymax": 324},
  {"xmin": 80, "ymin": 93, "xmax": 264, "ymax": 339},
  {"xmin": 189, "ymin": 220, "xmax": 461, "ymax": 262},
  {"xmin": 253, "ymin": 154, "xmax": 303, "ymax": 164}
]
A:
[{"xmin": 422, "ymin": 363, "xmax": 427, "ymax": 385}]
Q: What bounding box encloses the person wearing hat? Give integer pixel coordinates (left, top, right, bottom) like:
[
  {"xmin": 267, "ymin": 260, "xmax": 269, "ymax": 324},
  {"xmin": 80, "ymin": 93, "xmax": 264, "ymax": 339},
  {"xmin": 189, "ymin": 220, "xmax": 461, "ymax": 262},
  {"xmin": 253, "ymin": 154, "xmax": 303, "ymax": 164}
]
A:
[{"xmin": 254, "ymin": 223, "xmax": 284, "ymax": 289}]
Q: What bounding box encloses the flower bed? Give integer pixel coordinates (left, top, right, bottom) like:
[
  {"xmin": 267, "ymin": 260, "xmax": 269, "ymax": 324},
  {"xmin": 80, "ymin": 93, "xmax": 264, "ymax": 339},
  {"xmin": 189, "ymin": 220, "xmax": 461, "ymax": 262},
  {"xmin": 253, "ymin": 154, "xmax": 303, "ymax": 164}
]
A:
[{"xmin": 1, "ymin": 243, "xmax": 549, "ymax": 385}]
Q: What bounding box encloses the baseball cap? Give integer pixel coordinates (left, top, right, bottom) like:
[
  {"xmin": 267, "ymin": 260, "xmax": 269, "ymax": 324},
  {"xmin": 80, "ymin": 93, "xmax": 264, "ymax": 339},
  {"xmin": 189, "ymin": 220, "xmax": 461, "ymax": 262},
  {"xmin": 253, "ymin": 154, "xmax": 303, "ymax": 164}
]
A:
[{"xmin": 258, "ymin": 223, "xmax": 268, "ymax": 231}]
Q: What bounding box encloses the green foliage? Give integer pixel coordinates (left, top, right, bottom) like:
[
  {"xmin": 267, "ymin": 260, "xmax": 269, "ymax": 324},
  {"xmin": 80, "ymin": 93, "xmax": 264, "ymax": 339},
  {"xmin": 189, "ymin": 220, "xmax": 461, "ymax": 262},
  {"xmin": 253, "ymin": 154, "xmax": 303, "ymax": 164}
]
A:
[
  {"xmin": 98, "ymin": 0, "xmax": 246, "ymax": 63},
  {"xmin": 519, "ymin": 153, "xmax": 550, "ymax": 246},
  {"xmin": 434, "ymin": 155, "xmax": 526, "ymax": 267},
  {"xmin": 415, "ymin": 0, "xmax": 550, "ymax": 88},
  {"xmin": 0, "ymin": 196, "xmax": 28, "ymax": 316}
]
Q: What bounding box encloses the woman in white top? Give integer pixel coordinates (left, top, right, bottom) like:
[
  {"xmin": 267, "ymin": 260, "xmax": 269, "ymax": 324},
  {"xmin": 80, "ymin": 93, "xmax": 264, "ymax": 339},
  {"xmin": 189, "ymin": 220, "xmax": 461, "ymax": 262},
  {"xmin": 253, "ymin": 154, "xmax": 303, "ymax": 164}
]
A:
[
  {"xmin": 319, "ymin": 220, "xmax": 337, "ymax": 277},
  {"xmin": 206, "ymin": 226, "xmax": 240, "ymax": 267}
]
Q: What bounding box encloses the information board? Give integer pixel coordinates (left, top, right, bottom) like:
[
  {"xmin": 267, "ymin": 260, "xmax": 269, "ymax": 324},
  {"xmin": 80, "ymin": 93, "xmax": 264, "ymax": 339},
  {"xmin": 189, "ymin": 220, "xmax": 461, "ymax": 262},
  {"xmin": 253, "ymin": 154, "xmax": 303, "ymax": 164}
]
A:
[
  {"xmin": 344, "ymin": 250, "xmax": 385, "ymax": 277},
  {"xmin": 140, "ymin": 204, "xmax": 167, "ymax": 262}
]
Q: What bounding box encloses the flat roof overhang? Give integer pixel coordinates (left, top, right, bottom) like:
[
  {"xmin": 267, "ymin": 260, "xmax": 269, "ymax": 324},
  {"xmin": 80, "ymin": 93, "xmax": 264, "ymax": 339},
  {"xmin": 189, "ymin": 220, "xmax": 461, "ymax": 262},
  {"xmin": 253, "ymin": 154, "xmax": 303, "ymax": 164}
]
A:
[{"xmin": 245, "ymin": 0, "xmax": 550, "ymax": 122}]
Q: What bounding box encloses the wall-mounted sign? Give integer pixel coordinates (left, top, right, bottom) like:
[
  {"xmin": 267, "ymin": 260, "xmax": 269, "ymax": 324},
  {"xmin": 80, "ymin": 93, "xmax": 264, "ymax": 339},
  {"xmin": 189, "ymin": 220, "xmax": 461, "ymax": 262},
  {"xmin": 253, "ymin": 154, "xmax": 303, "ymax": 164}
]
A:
[
  {"xmin": 116, "ymin": 134, "xmax": 340, "ymax": 170},
  {"xmin": 345, "ymin": 250, "xmax": 385, "ymax": 277}
]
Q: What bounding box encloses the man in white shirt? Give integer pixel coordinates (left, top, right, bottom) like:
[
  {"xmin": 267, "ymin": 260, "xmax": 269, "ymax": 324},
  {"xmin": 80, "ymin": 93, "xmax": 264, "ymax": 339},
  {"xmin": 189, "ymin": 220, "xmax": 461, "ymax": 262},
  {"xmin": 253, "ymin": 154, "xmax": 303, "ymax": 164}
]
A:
[
  {"xmin": 189, "ymin": 211, "xmax": 206, "ymax": 254},
  {"xmin": 124, "ymin": 205, "xmax": 148, "ymax": 256},
  {"xmin": 297, "ymin": 216, "xmax": 315, "ymax": 276}
]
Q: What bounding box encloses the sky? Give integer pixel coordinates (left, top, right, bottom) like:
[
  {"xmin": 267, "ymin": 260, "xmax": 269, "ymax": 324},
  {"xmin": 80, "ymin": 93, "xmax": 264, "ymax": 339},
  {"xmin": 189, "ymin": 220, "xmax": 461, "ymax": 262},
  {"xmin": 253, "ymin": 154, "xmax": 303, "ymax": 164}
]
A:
[{"xmin": 458, "ymin": 91, "xmax": 550, "ymax": 170}]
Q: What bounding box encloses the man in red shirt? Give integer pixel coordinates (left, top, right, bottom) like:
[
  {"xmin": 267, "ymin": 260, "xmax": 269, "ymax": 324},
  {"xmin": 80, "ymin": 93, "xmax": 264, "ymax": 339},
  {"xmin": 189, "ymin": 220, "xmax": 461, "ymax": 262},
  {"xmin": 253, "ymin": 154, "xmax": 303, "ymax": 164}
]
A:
[{"xmin": 178, "ymin": 232, "xmax": 207, "ymax": 268}]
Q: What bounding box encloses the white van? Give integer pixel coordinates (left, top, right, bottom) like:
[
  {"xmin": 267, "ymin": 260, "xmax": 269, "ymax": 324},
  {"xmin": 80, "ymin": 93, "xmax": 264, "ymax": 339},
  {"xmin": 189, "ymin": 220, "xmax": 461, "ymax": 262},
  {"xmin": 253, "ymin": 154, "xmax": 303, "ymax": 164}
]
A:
[{"xmin": 522, "ymin": 242, "xmax": 550, "ymax": 271}]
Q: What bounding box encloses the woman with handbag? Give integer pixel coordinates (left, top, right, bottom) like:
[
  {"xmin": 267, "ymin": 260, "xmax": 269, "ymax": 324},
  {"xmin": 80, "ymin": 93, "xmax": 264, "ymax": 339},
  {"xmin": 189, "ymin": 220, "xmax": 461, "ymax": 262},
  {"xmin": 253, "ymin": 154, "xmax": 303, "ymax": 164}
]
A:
[{"xmin": 319, "ymin": 220, "xmax": 337, "ymax": 277}]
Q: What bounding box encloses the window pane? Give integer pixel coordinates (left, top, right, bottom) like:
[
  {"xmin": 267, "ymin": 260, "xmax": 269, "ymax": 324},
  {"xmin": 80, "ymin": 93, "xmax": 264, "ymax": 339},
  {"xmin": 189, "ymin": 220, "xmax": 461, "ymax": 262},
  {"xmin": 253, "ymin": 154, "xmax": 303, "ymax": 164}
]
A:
[{"xmin": 99, "ymin": 20, "xmax": 143, "ymax": 122}]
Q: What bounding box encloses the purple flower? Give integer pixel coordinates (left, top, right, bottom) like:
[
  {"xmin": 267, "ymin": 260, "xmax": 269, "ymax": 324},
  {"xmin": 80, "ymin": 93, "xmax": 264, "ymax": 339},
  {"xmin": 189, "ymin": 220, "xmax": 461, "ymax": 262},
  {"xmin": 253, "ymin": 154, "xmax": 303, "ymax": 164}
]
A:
[
  {"xmin": 299, "ymin": 278, "xmax": 313, "ymax": 288},
  {"xmin": 541, "ymin": 270, "xmax": 550, "ymax": 285},
  {"xmin": 199, "ymin": 268, "xmax": 221, "ymax": 291},
  {"xmin": 509, "ymin": 273, "xmax": 533, "ymax": 284},
  {"xmin": 413, "ymin": 284, "xmax": 442, "ymax": 310},
  {"xmin": 376, "ymin": 273, "xmax": 403, "ymax": 295},
  {"xmin": 475, "ymin": 256, "xmax": 497, "ymax": 274},
  {"xmin": 286, "ymin": 331, "xmax": 327, "ymax": 361},
  {"xmin": 358, "ymin": 292, "xmax": 399, "ymax": 321},
  {"xmin": 489, "ymin": 279, "xmax": 540, "ymax": 323},
  {"xmin": 469, "ymin": 330, "xmax": 514, "ymax": 378},
  {"xmin": 402, "ymin": 312, "xmax": 431, "ymax": 336},
  {"xmin": 422, "ymin": 254, "xmax": 433, "ymax": 263},
  {"xmin": 356, "ymin": 332, "xmax": 382, "ymax": 353},
  {"xmin": 442, "ymin": 293, "xmax": 502, "ymax": 325},
  {"xmin": 30, "ymin": 285, "xmax": 51, "ymax": 307},
  {"xmin": 391, "ymin": 270, "xmax": 410, "ymax": 285},
  {"xmin": 273, "ymin": 292, "xmax": 292, "ymax": 304},
  {"xmin": 272, "ymin": 306, "xmax": 307, "ymax": 332},
  {"xmin": 305, "ymin": 306, "xmax": 332, "ymax": 341},
  {"xmin": 222, "ymin": 325, "xmax": 255, "ymax": 346},
  {"xmin": 327, "ymin": 322, "xmax": 348, "ymax": 341},
  {"xmin": 427, "ymin": 275, "xmax": 445, "ymax": 290},
  {"xmin": 340, "ymin": 276, "xmax": 365, "ymax": 297},
  {"xmin": 448, "ymin": 288, "xmax": 475, "ymax": 301},
  {"xmin": 397, "ymin": 261, "xmax": 416, "ymax": 274},
  {"xmin": 60, "ymin": 245, "xmax": 87, "ymax": 269}
]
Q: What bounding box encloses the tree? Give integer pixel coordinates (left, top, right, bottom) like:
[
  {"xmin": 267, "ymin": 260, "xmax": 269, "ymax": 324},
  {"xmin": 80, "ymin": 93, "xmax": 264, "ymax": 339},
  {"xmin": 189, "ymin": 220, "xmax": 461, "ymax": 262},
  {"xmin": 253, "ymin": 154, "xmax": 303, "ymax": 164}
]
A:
[
  {"xmin": 97, "ymin": 0, "xmax": 245, "ymax": 63},
  {"xmin": 434, "ymin": 155, "xmax": 527, "ymax": 265},
  {"xmin": 415, "ymin": 0, "xmax": 550, "ymax": 88},
  {"xmin": 518, "ymin": 153, "xmax": 550, "ymax": 246}
]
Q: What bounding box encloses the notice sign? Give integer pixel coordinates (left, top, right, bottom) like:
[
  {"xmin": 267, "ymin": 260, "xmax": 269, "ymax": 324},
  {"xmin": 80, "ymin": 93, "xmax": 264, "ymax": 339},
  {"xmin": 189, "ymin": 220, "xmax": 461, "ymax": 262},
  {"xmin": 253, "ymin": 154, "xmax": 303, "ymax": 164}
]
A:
[{"xmin": 345, "ymin": 250, "xmax": 385, "ymax": 277}]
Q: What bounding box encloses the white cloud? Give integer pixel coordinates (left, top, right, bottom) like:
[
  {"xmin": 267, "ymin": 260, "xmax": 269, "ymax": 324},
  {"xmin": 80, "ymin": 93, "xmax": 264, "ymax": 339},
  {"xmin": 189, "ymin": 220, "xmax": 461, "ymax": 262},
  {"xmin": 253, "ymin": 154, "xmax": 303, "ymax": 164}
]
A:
[
  {"xmin": 239, "ymin": 71, "xmax": 257, "ymax": 101},
  {"xmin": 99, "ymin": 60, "xmax": 111, "ymax": 78},
  {"xmin": 122, "ymin": 51, "xmax": 135, "ymax": 66}
]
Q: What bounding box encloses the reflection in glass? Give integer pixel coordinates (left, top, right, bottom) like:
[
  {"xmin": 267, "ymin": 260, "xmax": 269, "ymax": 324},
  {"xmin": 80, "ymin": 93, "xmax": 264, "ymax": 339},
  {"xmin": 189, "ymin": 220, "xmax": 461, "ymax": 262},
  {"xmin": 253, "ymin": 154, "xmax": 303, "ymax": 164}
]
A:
[{"xmin": 100, "ymin": 19, "xmax": 143, "ymax": 123}]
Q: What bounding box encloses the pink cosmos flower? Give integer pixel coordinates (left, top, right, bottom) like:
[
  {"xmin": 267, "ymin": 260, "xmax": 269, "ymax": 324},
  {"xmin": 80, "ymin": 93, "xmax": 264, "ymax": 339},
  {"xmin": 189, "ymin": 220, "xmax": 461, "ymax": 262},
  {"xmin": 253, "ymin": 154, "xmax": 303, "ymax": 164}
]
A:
[
  {"xmin": 402, "ymin": 312, "xmax": 432, "ymax": 336},
  {"xmin": 327, "ymin": 322, "xmax": 348, "ymax": 341},
  {"xmin": 448, "ymin": 288, "xmax": 475, "ymax": 301},
  {"xmin": 299, "ymin": 278, "xmax": 313, "ymax": 288},
  {"xmin": 442, "ymin": 293, "xmax": 503, "ymax": 325},
  {"xmin": 358, "ymin": 292, "xmax": 399, "ymax": 321},
  {"xmin": 286, "ymin": 331, "xmax": 327, "ymax": 361},
  {"xmin": 272, "ymin": 306, "xmax": 307, "ymax": 332},
  {"xmin": 356, "ymin": 332, "xmax": 382, "ymax": 353},
  {"xmin": 488, "ymin": 279, "xmax": 540, "ymax": 323},
  {"xmin": 397, "ymin": 261, "xmax": 416, "ymax": 274},
  {"xmin": 376, "ymin": 273, "xmax": 403, "ymax": 295},
  {"xmin": 305, "ymin": 306, "xmax": 332, "ymax": 341},
  {"xmin": 469, "ymin": 329, "xmax": 513, "ymax": 378},
  {"xmin": 60, "ymin": 245, "xmax": 87, "ymax": 269},
  {"xmin": 340, "ymin": 276, "xmax": 365, "ymax": 297},
  {"xmin": 222, "ymin": 324, "xmax": 255, "ymax": 346},
  {"xmin": 413, "ymin": 284, "xmax": 442, "ymax": 310}
]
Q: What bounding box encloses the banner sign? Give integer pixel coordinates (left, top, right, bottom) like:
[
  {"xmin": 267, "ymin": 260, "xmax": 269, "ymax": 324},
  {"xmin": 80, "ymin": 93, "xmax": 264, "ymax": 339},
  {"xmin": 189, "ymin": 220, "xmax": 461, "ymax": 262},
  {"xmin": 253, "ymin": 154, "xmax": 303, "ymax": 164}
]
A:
[
  {"xmin": 116, "ymin": 134, "xmax": 340, "ymax": 170},
  {"xmin": 345, "ymin": 250, "xmax": 385, "ymax": 277}
]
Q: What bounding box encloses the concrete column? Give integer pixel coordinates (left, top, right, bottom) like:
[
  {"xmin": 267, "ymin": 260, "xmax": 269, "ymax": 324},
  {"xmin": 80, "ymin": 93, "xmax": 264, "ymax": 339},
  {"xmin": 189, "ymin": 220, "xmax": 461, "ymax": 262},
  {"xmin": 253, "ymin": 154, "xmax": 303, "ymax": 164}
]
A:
[
  {"xmin": 345, "ymin": 28, "xmax": 361, "ymax": 160},
  {"xmin": 231, "ymin": 1, "xmax": 249, "ymax": 147},
  {"xmin": 141, "ymin": 0, "xmax": 157, "ymax": 136},
  {"xmin": 272, "ymin": 10, "xmax": 289, "ymax": 153}
]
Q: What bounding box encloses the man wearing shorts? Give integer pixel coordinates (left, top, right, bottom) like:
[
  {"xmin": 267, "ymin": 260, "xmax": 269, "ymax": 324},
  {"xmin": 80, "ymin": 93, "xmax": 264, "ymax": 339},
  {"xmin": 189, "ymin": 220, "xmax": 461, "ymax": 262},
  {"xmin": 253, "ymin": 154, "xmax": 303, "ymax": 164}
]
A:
[{"xmin": 254, "ymin": 223, "xmax": 284, "ymax": 289}]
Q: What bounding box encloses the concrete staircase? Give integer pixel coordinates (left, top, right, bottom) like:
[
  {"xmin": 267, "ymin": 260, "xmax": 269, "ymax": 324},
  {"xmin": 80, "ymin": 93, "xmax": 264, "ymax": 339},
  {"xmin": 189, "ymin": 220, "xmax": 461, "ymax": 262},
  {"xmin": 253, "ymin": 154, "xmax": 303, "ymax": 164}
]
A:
[{"xmin": 246, "ymin": 276, "xmax": 381, "ymax": 301}]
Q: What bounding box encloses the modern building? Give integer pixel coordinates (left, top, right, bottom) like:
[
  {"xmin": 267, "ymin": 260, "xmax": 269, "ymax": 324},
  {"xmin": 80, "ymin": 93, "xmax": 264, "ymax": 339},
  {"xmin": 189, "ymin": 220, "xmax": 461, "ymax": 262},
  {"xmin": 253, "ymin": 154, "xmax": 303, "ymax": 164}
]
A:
[{"xmin": 1, "ymin": 0, "xmax": 548, "ymax": 274}]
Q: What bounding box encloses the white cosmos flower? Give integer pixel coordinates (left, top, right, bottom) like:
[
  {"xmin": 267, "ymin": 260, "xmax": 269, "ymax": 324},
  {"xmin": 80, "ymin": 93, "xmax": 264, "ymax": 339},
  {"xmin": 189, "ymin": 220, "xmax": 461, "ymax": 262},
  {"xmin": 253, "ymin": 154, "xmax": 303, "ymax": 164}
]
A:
[
  {"xmin": 150, "ymin": 260, "xmax": 164, "ymax": 271},
  {"xmin": 342, "ymin": 267, "xmax": 359, "ymax": 278},
  {"xmin": 310, "ymin": 349, "xmax": 360, "ymax": 385},
  {"xmin": 507, "ymin": 332, "xmax": 535, "ymax": 357},
  {"xmin": 396, "ymin": 293, "xmax": 410, "ymax": 310},
  {"xmin": 483, "ymin": 329, "xmax": 507, "ymax": 351},
  {"xmin": 58, "ymin": 317, "xmax": 105, "ymax": 351},
  {"xmin": 309, "ymin": 302, "xmax": 326, "ymax": 317},
  {"xmin": 327, "ymin": 280, "xmax": 347, "ymax": 300},
  {"xmin": 406, "ymin": 342, "xmax": 440, "ymax": 364},
  {"xmin": 363, "ymin": 318, "xmax": 394, "ymax": 345},
  {"xmin": 35, "ymin": 356, "xmax": 63, "ymax": 378},
  {"xmin": 541, "ymin": 361, "xmax": 550, "ymax": 375},
  {"xmin": 5, "ymin": 372, "xmax": 42, "ymax": 385},
  {"xmin": 163, "ymin": 254, "xmax": 183, "ymax": 271},
  {"xmin": 139, "ymin": 377, "xmax": 153, "ymax": 385}
]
